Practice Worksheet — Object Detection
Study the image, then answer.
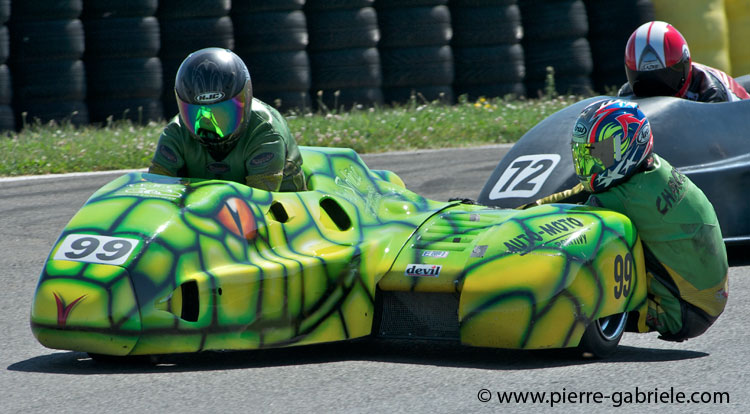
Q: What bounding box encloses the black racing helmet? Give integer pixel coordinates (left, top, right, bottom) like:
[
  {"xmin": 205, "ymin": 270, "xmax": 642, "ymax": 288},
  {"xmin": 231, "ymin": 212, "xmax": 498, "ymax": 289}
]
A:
[{"xmin": 175, "ymin": 48, "xmax": 253, "ymax": 151}]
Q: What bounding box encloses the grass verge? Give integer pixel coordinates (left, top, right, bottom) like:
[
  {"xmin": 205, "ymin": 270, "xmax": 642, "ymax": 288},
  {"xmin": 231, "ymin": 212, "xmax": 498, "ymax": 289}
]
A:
[{"xmin": 0, "ymin": 94, "xmax": 580, "ymax": 177}]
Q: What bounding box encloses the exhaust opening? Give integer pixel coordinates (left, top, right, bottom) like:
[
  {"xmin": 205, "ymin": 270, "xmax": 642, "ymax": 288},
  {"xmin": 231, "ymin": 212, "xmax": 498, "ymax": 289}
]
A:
[{"xmin": 180, "ymin": 280, "xmax": 199, "ymax": 322}]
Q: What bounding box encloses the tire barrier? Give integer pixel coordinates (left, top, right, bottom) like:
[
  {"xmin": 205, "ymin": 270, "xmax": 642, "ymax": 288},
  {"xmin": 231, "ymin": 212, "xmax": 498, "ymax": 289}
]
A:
[
  {"xmin": 450, "ymin": 0, "xmax": 526, "ymax": 100},
  {"xmin": 520, "ymin": 0, "xmax": 593, "ymax": 97},
  {"xmin": 7, "ymin": 0, "xmax": 750, "ymax": 134},
  {"xmin": 9, "ymin": 0, "xmax": 88, "ymax": 126},
  {"xmin": 376, "ymin": 1, "xmax": 454, "ymax": 104},
  {"xmin": 0, "ymin": 0, "xmax": 12, "ymax": 131},
  {"xmin": 584, "ymin": 0, "xmax": 653, "ymax": 94},
  {"xmin": 157, "ymin": 0, "xmax": 233, "ymax": 119},
  {"xmin": 232, "ymin": 0, "xmax": 311, "ymax": 113},
  {"xmin": 82, "ymin": 0, "xmax": 162, "ymax": 124},
  {"xmin": 305, "ymin": 0, "xmax": 383, "ymax": 110},
  {"xmin": 652, "ymin": 0, "xmax": 731, "ymax": 74}
]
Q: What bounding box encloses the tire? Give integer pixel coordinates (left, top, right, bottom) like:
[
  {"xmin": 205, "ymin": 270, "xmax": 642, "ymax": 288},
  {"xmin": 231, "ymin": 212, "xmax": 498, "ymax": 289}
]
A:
[
  {"xmin": 0, "ymin": 104, "xmax": 14, "ymax": 131},
  {"xmin": 450, "ymin": 5, "xmax": 522, "ymax": 47},
  {"xmin": 578, "ymin": 312, "xmax": 627, "ymax": 358},
  {"xmin": 377, "ymin": 6, "xmax": 452, "ymax": 48},
  {"xmin": 159, "ymin": 16, "xmax": 234, "ymax": 60},
  {"xmin": 10, "ymin": 0, "xmax": 82, "ymax": 21},
  {"xmin": 0, "ymin": 25, "xmax": 8, "ymax": 63},
  {"xmin": 231, "ymin": 0, "xmax": 305, "ymax": 13},
  {"xmin": 519, "ymin": 0, "xmax": 588, "ymax": 41},
  {"xmin": 9, "ymin": 19, "xmax": 85, "ymax": 63},
  {"xmin": 304, "ymin": 0, "xmax": 374, "ymax": 11},
  {"xmin": 0, "ymin": 0, "xmax": 9, "ymax": 24},
  {"xmin": 157, "ymin": 0, "xmax": 230, "ymax": 19},
  {"xmin": 83, "ymin": 16, "xmax": 160, "ymax": 59},
  {"xmin": 376, "ymin": 0, "xmax": 448, "ymax": 7},
  {"xmin": 450, "ymin": 0, "xmax": 517, "ymax": 5},
  {"xmin": 585, "ymin": 0, "xmax": 654, "ymax": 93},
  {"xmin": 0, "ymin": 63, "xmax": 11, "ymax": 105},
  {"xmin": 453, "ymin": 43, "xmax": 525, "ymax": 85},
  {"xmin": 380, "ymin": 45, "xmax": 453, "ymax": 87},
  {"xmin": 523, "ymin": 37, "xmax": 593, "ymax": 79},
  {"xmin": 81, "ymin": 0, "xmax": 158, "ymax": 18},
  {"xmin": 86, "ymin": 57, "xmax": 162, "ymax": 99},
  {"xmin": 232, "ymin": 10, "xmax": 308, "ymax": 54},
  {"xmin": 12, "ymin": 60, "xmax": 86, "ymax": 102},
  {"xmin": 309, "ymin": 47, "xmax": 382, "ymax": 90},
  {"xmin": 306, "ymin": 7, "xmax": 379, "ymax": 51},
  {"xmin": 244, "ymin": 50, "xmax": 311, "ymax": 92}
]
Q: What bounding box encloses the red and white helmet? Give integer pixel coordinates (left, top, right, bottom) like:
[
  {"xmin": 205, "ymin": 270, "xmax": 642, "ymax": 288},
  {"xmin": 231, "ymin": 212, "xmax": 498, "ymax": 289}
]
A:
[{"xmin": 625, "ymin": 21, "xmax": 692, "ymax": 97}]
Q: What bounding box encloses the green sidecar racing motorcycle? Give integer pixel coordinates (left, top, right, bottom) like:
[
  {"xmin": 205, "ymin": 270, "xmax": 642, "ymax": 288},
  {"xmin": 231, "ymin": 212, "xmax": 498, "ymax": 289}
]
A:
[{"xmin": 31, "ymin": 146, "xmax": 649, "ymax": 359}]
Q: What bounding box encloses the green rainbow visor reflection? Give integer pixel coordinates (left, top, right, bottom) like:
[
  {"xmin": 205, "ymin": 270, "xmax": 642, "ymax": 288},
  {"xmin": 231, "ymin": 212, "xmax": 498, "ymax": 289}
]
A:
[
  {"xmin": 572, "ymin": 141, "xmax": 606, "ymax": 177},
  {"xmin": 177, "ymin": 95, "xmax": 244, "ymax": 140},
  {"xmin": 195, "ymin": 106, "xmax": 225, "ymax": 137}
]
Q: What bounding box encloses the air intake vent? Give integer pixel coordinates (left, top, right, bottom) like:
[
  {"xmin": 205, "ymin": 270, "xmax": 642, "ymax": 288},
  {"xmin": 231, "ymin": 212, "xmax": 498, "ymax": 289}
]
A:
[
  {"xmin": 375, "ymin": 290, "xmax": 459, "ymax": 340},
  {"xmin": 320, "ymin": 197, "xmax": 351, "ymax": 231},
  {"xmin": 180, "ymin": 280, "xmax": 199, "ymax": 322}
]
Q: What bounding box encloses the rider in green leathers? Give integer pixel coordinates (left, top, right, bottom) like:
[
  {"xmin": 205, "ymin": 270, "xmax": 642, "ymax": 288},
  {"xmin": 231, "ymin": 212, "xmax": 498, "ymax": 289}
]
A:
[
  {"xmin": 570, "ymin": 99, "xmax": 728, "ymax": 341},
  {"xmin": 149, "ymin": 48, "xmax": 305, "ymax": 192}
]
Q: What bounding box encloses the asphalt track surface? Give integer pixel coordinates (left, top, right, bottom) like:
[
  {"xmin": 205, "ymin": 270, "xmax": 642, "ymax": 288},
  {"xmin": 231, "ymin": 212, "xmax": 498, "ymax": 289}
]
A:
[{"xmin": 1, "ymin": 145, "xmax": 748, "ymax": 413}]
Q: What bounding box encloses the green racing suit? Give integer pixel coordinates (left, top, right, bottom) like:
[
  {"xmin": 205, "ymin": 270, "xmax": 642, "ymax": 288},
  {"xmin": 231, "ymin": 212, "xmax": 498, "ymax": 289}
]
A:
[
  {"xmin": 587, "ymin": 154, "xmax": 728, "ymax": 341},
  {"xmin": 149, "ymin": 98, "xmax": 306, "ymax": 192}
]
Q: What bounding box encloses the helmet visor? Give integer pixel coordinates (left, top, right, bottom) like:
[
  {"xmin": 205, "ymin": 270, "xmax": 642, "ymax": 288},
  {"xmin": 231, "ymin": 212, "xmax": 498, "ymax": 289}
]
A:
[
  {"xmin": 178, "ymin": 93, "xmax": 246, "ymax": 143},
  {"xmin": 572, "ymin": 141, "xmax": 608, "ymax": 177}
]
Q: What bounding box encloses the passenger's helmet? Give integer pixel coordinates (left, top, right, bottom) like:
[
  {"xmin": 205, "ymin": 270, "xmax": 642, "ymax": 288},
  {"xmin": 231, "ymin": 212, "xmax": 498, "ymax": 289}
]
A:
[
  {"xmin": 175, "ymin": 48, "xmax": 253, "ymax": 152},
  {"xmin": 625, "ymin": 21, "xmax": 692, "ymax": 97},
  {"xmin": 571, "ymin": 99, "xmax": 653, "ymax": 192}
]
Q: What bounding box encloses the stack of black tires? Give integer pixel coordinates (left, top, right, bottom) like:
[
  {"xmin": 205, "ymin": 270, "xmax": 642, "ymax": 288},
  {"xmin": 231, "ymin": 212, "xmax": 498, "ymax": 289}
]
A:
[
  {"xmin": 305, "ymin": 0, "xmax": 383, "ymax": 110},
  {"xmin": 376, "ymin": 0, "xmax": 454, "ymax": 104},
  {"xmin": 157, "ymin": 0, "xmax": 233, "ymax": 118},
  {"xmin": 584, "ymin": 0, "xmax": 654, "ymax": 94},
  {"xmin": 520, "ymin": 0, "xmax": 593, "ymax": 97},
  {"xmin": 450, "ymin": 0, "xmax": 526, "ymax": 100},
  {"xmin": 9, "ymin": 0, "xmax": 88, "ymax": 126},
  {"xmin": 232, "ymin": 0, "xmax": 311, "ymax": 113},
  {"xmin": 0, "ymin": 0, "xmax": 12, "ymax": 131},
  {"xmin": 82, "ymin": 0, "xmax": 163, "ymax": 124}
]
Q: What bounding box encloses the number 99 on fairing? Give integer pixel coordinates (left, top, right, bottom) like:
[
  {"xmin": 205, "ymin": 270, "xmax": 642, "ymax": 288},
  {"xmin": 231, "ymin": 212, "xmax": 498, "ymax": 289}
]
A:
[{"xmin": 53, "ymin": 234, "xmax": 140, "ymax": 266}]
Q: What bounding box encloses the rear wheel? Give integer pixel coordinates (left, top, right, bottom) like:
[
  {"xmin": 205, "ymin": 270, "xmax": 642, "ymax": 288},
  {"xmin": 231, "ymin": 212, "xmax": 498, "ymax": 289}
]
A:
[{"xmin": 578, "ymin": 312, "xmax": 627, "ymax": 358}]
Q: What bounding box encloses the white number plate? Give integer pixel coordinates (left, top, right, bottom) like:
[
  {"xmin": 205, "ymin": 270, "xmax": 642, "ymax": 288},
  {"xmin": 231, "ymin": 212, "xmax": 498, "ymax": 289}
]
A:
[
  {"xmin": 488, "ymin": 154, "xmax": 561, "ymax": 200},
  {"xmin": 53, "ymin": 234, "xmax": 140, "ymax": 266}
]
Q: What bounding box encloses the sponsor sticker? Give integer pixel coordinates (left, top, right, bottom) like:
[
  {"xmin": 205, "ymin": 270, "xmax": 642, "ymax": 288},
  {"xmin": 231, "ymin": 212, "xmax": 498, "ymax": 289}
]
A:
[
  {"xmin": 470, "ymin": 245, "xmax": 488, "ymax": 258},
  {"xmin": 195, "ymin": 92, "xmax": 225, "ymax": 103},
  {"xmin": 405, "ymin": 264, "xmax": 442, "ymax": 277},
  {"xmin": 422, "ymin": 250, "xmax": 449, "ymax": 258},
  {"xmin": 573, "ymin": 122, "xmax": 588, "ymax": 137}
]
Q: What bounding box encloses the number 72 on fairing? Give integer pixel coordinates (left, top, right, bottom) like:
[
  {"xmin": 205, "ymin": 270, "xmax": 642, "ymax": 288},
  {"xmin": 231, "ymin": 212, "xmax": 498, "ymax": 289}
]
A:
[{"xmin": 487, "ymin": 154, "xmax": 561, "ymax": 200}]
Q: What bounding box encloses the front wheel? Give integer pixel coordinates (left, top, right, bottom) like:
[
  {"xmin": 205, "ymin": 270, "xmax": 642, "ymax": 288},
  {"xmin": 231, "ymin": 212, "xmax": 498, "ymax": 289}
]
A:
[{"xmin": 578, "ymin": 312, "xmax": 628, "ymax": 358}]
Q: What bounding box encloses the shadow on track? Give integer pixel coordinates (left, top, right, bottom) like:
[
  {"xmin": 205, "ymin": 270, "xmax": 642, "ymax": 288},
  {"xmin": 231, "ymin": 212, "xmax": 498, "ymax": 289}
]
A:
[{"xmin": 8, "ymin": 339, "xmax": 707, "ymax": 375}]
